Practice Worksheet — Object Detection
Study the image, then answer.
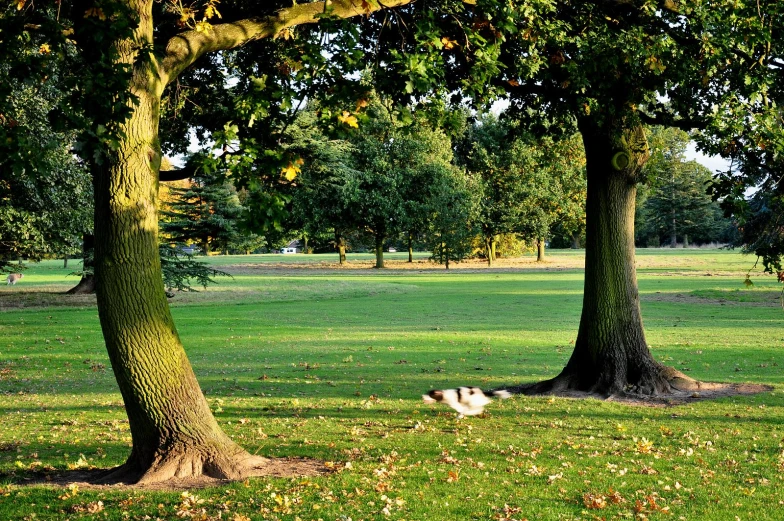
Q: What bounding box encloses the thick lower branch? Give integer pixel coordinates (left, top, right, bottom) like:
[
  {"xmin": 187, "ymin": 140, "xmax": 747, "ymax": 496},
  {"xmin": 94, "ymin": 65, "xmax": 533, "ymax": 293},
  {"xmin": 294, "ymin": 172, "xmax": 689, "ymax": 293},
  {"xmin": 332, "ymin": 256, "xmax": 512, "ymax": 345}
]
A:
[{"xmin": 161, "ymin": 0, "xmax": 415, "ymax": 84}]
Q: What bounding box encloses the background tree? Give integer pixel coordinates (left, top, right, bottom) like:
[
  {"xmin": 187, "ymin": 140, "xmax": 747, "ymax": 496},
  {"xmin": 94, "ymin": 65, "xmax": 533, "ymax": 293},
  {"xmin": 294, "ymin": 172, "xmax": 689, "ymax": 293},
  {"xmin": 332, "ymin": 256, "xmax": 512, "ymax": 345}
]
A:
[
  {"xmin": 288, "ymin": 111, "xmax": 360, "ymax": 264},
  {"xmin": 346, "ymin": 104, "xmax": 405, "ymax": 268},
  {"xmin": 160, "ymin": 167, "xmax": 245, "ymax": 256},
  {"xmin": 345, "ymin": 101, "xmax": 457, "ymax": 268},
  {"xmin": 636, "ymin": 128, "xmax": 732, "ymax": 248},
  {"xmin": 457, "ymin": 116, "xmax": 586, "ymax": 264},
  {"xmin": 426, "ymin": 165, "xmax": 478, "ymax": 269},
  {"xmin": 456, "ymin": 115, "xmax": 527, "ymax": 266},
  {"xmin": 0, "ymin": 56, "xmax": 92, "ymax": 274}
]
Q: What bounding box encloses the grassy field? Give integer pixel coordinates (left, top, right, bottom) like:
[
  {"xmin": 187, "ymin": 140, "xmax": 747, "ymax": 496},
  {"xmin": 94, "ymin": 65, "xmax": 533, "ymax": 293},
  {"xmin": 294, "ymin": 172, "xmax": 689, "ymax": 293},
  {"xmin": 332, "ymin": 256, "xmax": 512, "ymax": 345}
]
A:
[{"xmin": 0, "ymin": 249, "xmax": 783, "ymax": 520}]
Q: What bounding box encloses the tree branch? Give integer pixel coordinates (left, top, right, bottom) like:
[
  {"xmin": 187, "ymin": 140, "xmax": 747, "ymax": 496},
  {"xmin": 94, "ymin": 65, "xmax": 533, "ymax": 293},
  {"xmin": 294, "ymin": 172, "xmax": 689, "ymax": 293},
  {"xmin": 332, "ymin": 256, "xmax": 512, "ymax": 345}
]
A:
[
  {"xmin": 160, "ymin": 0, "xmax": 415, "ymax": 85},
  {"xmin": 637, "ymin": 109, "xmax": 706, "ymax": 131},
  {"xmin": 159, "ymin": 167, "xmax": 195, "ymax": 182}
]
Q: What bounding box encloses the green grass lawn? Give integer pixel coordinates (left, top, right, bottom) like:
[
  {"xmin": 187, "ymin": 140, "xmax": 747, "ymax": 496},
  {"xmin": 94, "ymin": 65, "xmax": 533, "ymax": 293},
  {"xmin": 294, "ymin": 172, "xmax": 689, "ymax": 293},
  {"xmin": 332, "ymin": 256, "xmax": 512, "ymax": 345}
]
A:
[{"xmin": 1, "ymin": 249, "xmax": 783, "ymax": 520}]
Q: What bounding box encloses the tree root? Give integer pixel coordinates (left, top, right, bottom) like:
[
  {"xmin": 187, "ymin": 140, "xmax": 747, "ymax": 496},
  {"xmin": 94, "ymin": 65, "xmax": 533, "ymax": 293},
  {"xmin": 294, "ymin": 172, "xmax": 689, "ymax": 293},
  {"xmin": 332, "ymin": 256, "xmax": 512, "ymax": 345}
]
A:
[
  {"xmin": 135, "ymin": 452, "xmax": 270, "ymax": 485},
  {"xmin": 65, "ymin": 276, "xmax": 96, "ymax": 295},
  {"xmin": 505, "ymin": 364, "xmax": 770, "ymax": 405},
  {"xmin": 85, "ymin": 448, "xmax": 326, "ymax": 487},
  {"xmin": 90, "ymin": 446, "xmax": 281, "ymax": 486}
]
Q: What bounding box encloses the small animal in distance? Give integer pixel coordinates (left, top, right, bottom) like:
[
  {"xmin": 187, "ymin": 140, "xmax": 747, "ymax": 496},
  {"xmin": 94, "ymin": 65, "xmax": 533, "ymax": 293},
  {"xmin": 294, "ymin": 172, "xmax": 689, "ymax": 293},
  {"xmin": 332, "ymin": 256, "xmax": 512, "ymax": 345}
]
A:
[
  {"xmin": 422, "ymin": 386, "xmax": 511, "ymax": 418},
  {"xmin": 6, "ymin": 273, "xmax": 23, "ymax": 285}
]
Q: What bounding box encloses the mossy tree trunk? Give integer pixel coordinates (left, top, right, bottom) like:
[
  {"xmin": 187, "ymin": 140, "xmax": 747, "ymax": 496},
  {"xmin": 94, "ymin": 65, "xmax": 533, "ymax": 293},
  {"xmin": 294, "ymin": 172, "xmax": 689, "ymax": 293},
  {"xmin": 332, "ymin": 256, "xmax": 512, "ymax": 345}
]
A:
[
  {"xmin": 90, "ymin": 0, "xmax": 266, "ymax": 484},
  {"xmin": 525, "ymin": 117, "xmax": 694, "ymax": 397},
  {"xmin": 80, "ymin": 0, "xmax": 415, "ymax": 485}
]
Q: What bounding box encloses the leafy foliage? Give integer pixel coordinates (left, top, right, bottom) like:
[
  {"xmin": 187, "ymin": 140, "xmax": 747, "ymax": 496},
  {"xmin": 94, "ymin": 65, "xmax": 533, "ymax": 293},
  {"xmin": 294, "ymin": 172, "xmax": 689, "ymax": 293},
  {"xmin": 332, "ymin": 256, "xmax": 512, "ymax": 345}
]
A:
[
  {"xmin": 426, "ymin": 164, "xmax": 479, "ymax": 268},
  {"xmin": 456, "ymin": 115, "xmax": 586, "ymax": 260},
  {"xmin": 160, "ymin": 167, "xmax": 245, "ymax": 255},
  {"xmin": 159, "ymin": 244, "xmax": 231, "ymax": 295},
  {"xmin": 0, "ymin": 57, "xmax": 92, "ymax": 272},
  {"xmin": 636, "ymin": 127, "xmax": 734, "ymax": 247}
]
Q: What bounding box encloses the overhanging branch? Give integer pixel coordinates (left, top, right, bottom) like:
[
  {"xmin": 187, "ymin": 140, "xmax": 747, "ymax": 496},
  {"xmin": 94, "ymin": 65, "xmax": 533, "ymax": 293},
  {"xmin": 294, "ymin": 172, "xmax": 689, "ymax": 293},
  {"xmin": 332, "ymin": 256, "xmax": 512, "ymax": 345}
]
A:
[
  {"xmin": 160, "ymin": 0, "xmax": 415, "ymax": 85},
  {"xmin": 159, "ymin": 167, "xmax": 195, "ymax": 182},
  {"xmin": 637, "ymin": 109, "xmax": 706, "ymax": 131}
]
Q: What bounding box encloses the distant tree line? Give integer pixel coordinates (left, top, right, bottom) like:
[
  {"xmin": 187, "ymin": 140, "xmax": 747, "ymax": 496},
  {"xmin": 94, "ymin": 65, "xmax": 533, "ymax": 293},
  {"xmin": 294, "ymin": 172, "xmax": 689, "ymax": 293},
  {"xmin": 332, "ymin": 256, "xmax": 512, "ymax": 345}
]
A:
[{"xmin": 159, "ymin": 104, "xmax": 735, "ymax": 268}]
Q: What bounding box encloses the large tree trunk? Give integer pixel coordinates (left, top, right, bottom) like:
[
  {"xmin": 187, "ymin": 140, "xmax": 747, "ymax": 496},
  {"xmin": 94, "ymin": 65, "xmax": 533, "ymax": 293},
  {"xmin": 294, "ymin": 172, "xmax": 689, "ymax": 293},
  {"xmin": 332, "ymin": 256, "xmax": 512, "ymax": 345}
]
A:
[
  {"xmin": 571, "ymin": 233, "xmax": 581, "ymax": 249},
  {"xmin": 524, "ymin": 118, "xmax": 695, "ymax": 397},
  {"xmin": 374, "ymin": 234, "xmax": 385, "ymax": 268},
  {"xmin": 407, "ymin": 232, "xmax": 414, "ymax": 263},
  {"xmin": 91, "ymin": 1, "xmax": 264, "ymax": 484}
]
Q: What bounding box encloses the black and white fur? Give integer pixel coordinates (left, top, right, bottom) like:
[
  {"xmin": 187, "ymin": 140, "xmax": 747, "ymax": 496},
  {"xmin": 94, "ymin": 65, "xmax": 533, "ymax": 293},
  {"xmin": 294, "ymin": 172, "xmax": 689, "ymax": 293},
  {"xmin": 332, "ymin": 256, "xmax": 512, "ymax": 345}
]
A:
[{"xmin": 422, "ymin": 386, "xmax": 511, "ymax": 417}]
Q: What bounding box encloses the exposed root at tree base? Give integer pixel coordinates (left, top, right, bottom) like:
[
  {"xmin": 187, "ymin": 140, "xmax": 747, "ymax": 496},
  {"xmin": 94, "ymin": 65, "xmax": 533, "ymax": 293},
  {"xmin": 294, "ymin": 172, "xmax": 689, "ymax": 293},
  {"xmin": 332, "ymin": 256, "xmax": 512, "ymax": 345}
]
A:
[
  {"xmin": 506, "ymin": 376, "xmax": 772, "ymax": 407},
  {"xmin": 12, "ymin": 457, "xmax": 330, "ymax": 492}
]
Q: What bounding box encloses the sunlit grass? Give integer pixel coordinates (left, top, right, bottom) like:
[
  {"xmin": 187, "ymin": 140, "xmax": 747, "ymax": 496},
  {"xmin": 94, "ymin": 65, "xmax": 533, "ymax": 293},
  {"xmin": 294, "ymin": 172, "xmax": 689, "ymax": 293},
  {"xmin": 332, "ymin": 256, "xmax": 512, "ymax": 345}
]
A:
[{"xmin": 1, "ymin": 249, "xmax": 783, "ymax": 520}]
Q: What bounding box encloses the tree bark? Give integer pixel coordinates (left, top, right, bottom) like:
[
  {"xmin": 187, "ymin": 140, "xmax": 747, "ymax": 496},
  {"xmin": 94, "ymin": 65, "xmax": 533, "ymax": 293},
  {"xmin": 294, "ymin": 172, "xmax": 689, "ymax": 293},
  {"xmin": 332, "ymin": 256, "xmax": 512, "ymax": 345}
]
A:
[
  {"xmin": 76, "ymin": 0, "xmax": 420, "ymax": 485},
  {"xmin": 67, "ymin": 274, "xmax": 96, "ymax": 295},
  {"xmin": 536, "ymin": 238, "xmax": 546, "ymax": 262},
  {"xmin": 89, "ymin": 0, "xmax": 264, "ymax": 484},
  {"xmin": 408, "ymin": 232, "xmax": 413, "ymax": 263},
  {"xmin": 374, "ymin": 233, "xmax": 385, "ymax": 268},
  {"xmin": 67, "ymin": 234, "xmax": 96, "ymax": 295},
  {"xmin": 63, "ymin": 256, "xmax": 68, "ymax": 269},
  {"xmin": 571, "ymin": 233, "xmax": 581, "ymax": 249},
  {"xmin": 485, "ymin": 234, "xmax": 494, "ymax": 266},
  {"xmin": 523, "ymin": 118, "xmax": 695, "ymax": 397}
]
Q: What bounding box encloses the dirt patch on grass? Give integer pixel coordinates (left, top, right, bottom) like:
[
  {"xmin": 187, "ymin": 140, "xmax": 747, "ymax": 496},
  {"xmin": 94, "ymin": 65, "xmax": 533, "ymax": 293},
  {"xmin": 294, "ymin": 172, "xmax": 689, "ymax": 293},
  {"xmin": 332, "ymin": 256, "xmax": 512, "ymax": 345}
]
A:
[
  {"xmin": 10, "ymin": 457, "xmax": 329, "ymax": 491},
  {"xmin": 227, "ymin": 256, "xmax": 586, "ymax": 275},
  {"xmin": 0, "ymin": 290, "xmax": 96, "ymax": 310},
  {"xmin": 643, "ymin": 291, "xmax": 782, "ymax": 307}
]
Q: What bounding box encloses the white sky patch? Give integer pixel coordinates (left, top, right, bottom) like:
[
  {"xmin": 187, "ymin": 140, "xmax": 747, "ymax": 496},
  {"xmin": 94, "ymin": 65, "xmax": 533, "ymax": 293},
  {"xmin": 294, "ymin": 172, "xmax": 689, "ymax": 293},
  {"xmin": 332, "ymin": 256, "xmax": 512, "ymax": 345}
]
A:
[{"xmin": 684, "ymin": 142, "xmax": 731, "ymax": 174}]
